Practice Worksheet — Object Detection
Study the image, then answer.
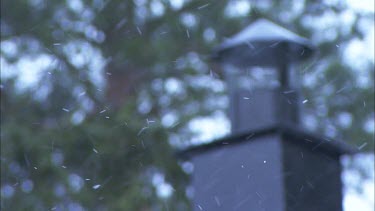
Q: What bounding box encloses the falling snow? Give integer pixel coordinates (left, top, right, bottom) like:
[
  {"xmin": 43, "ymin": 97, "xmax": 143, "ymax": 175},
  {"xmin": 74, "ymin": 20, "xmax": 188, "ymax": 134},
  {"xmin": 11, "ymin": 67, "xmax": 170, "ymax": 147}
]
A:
[
  {"xmin": 197, "ymin": 204, "xmax": 203, "ymax": 210},
  {"xmin": 92, "ymin": 184, "xmax": 101, "ymax": 190},
  {"xmin": 358, "ymin": 142, "xmax": 368, "ymax": 150},
  {"xmin": 62, "ymin": 108, "xmax": 70, "ymax": 112},
  {"xmin": 137, "ymin": 127, "xmax": 148, "ymax": 136},
  {"xmin": 197, "ymin": 3, "xmax": 210, "ymax": 10},
  {"xmin": 136, "ymin": 27, "xmax": 142, "ymax": 35}
]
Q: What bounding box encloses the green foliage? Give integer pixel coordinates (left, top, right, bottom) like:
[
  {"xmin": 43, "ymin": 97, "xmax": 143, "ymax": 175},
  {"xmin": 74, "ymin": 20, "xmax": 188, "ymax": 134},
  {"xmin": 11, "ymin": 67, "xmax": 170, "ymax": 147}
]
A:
[{"xmin": 1, "ymin": 91, "xmax": 190, "ymax": 210}]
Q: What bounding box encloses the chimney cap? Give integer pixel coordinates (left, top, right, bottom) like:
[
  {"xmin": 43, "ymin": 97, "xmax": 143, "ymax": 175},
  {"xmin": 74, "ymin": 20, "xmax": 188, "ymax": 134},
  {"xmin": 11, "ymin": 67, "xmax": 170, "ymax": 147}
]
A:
[{"xmin": 212, "ymin": 19, "xmax": 316, "ymax": 66}]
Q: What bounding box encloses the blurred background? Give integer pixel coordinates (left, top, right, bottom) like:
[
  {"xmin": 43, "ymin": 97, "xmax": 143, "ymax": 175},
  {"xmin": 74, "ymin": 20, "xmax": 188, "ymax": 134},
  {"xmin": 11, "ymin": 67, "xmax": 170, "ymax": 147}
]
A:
[{"xmin": 1, "ymin": 0, "xmax": 374, "ymax": 210}]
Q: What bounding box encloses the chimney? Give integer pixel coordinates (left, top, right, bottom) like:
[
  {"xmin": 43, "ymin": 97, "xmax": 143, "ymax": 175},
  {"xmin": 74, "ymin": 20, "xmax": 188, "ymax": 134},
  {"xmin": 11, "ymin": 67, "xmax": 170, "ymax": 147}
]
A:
[
  {"xmin": 180, "ymin": 19, "xmax": 357, "ymax": 211},
  {"xmin": 212, "ymin": 19, "xmax": 315, "ymax": 134}
]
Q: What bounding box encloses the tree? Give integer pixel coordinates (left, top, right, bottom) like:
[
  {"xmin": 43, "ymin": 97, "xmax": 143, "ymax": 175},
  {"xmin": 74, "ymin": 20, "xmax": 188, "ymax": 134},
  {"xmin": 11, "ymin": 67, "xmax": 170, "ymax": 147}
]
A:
[{"xmin": 1, "ymin": 0, "xmax": 373, "ymax": 210}]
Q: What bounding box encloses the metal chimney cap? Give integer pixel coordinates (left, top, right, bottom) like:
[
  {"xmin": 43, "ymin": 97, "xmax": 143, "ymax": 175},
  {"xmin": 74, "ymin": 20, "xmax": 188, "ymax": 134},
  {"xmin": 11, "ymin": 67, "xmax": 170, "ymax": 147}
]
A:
[{"xmin": 212, "ymin": 19, "xmax": 316, "ymax": 66}]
